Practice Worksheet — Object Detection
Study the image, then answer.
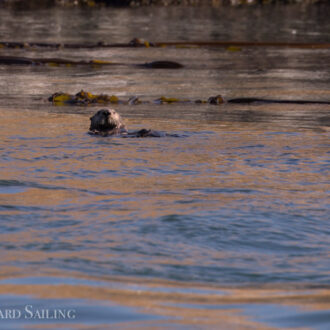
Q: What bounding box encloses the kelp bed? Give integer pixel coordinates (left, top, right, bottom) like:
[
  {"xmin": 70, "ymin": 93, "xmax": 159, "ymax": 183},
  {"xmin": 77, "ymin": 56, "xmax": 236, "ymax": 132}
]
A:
[
  {"xmin": 0, "ymin": 56, "xmax": 183, "ymax": 69},
  {"xmin": 1, "ymin": 38, "xmax": 329, "ymax": 72},
  {"xmin": 49, "ymin": 90, "xmax": 330, "ymax": 106},
  {"xmin": 2, "ymin": 38, "xmax": 329, "ymax": 106},
  {"xmin": 1, "ymin": 39, "xmax": 330, "ymax": 50},
  {"xmin": 48, "ymin": 90, "xmax": 225, "ymax": 105}
]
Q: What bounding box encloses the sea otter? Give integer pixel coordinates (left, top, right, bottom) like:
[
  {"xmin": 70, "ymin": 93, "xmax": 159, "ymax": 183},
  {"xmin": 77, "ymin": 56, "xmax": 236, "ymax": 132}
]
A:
[
  {"xmin": 89, "ymin": 109, "xmax": 166, "ymax": 137},
  {"xmin": 89, "ymin": 108, "xmax": 126, "ymax": 135}
]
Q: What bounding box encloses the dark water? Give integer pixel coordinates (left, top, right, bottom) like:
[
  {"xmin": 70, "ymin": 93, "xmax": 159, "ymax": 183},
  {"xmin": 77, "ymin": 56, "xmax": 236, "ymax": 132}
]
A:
[{"xmin": 0, "ymin": 5, "xmax": 329, "ymax": 329}]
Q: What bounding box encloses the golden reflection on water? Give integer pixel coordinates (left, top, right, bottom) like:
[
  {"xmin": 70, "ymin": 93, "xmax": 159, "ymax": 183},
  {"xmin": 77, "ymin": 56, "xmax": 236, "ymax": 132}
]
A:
[
  {"xmin": 0, "ymin": 275, "xmax": 329, "ymax": 328},
  {"xmin": 0, "ymin": 108, "xmax": 329, "ymax": 230},
  {"xmin": 0, "ymin": 108, "xmax": 329, "ymax": 328}
]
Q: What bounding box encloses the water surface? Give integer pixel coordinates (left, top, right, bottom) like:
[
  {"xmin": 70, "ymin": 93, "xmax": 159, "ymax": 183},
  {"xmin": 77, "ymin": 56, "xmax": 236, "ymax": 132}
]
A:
[{"xmin": 0, "ymin": 5, "xmax": 329, "ymax": 329}]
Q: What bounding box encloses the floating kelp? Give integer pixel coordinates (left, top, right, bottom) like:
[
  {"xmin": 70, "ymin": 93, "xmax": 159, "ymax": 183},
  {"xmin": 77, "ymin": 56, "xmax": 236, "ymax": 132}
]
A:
[
  {"xmin": 138, "ymin": 61, "xmax": 184, "ymax": 69},
  {"xmin": 49, "ymin": 93, "xmax": 74, "ymax": 104},
  {"xmin": 0, "ymin": 38, "xmax": 154, "ymax": 49},
  {"xmin": 1, "ymin": 39, "xmax": 329, "ymax": 50},
  {"xmin": 128, "ymin": 38, "xmax": 153, "ymax": 47},
  {"xmin": 227, "ymin": 98, "xmax": 330, "ymax": 105},
  {"xmin": 75, "ymin": 90, "xmax": 119, "ymax": 104},
  {"xmin": 49, "ymin": 90, "xmax": 226, "ymax": 106},
  {"xmin": 153, "ymin": 41, "xmax": 330, "ymax": 49},
  {"xmin": 0, "ymin": 41, "xmax": 61, "ymax": 49},
  {"xmin": 49, "ymin": 91, "xmax": 330, "ymax": 106},
  {"xmin": 226, "ymin": 46, "xmax": 242, "ymax": 52},
  {"xmin": 0, "ymin": 56, "xmax": 183, "ymax": 69},
  {"xmin": 207, "ymin": 95, "xmax": 225, "ymax": 105},
  {"xmin": 49, "ymin": 91, "xmax": 121, "ymax": 105},
  {"xmin": 0, "ymin": 56, "xmax": 113, "ymax": 66},
  {"xmin": 154, "ymin": 97, "xmax": 182, "ymax": 104}
]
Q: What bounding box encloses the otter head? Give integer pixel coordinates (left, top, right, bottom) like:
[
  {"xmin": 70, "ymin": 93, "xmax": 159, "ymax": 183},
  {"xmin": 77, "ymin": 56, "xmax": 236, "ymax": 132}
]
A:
[{"xmin": 89, "ymin": 108, "xmax": 125, "ymax": 132}]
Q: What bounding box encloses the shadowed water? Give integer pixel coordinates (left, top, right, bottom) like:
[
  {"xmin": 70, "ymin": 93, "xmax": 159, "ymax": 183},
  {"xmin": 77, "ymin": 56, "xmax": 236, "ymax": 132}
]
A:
[{"xmin": 0, "ymin": 5, "xmax": 329, "ymax": 329}]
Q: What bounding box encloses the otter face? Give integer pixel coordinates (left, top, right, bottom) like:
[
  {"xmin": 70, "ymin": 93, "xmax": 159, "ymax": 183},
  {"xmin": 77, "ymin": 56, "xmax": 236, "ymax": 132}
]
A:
[{"xmin": 89, "ymin": 108, "xmax": 124, "ymax": 132}]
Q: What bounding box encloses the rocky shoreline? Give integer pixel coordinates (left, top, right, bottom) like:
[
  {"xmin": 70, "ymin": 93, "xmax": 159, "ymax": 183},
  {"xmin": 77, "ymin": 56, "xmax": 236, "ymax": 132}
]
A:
[{"xmin": 0, "ymin": 0, "xmax": 327, "ymax": 8}]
